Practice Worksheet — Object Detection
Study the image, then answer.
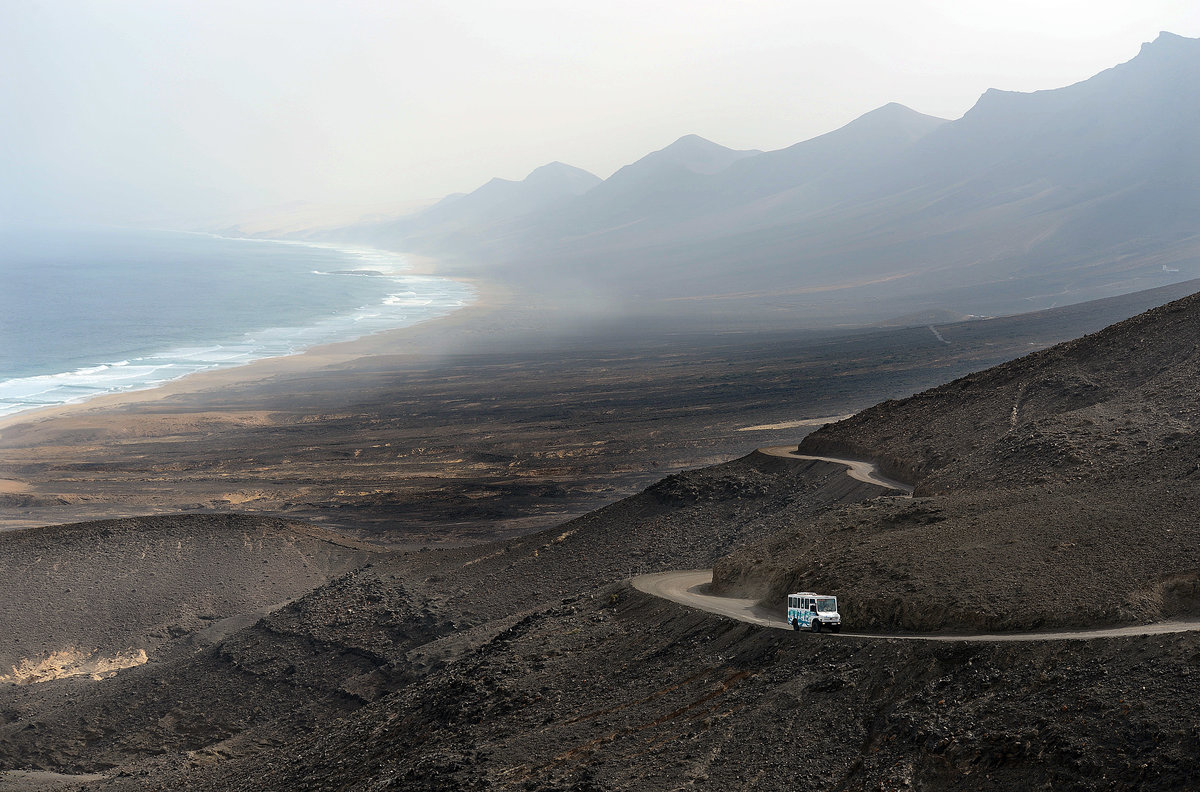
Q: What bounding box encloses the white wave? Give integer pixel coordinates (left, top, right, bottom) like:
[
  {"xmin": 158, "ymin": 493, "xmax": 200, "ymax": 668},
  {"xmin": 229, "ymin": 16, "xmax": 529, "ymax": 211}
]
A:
[{"xmin": 0, "ymin": 239, "xmax": 474, "ymax": 422}]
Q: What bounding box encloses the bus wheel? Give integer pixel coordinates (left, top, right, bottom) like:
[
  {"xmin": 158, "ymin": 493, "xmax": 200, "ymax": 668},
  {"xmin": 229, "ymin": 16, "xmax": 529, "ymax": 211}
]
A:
[{"xmin": 811, "ymin": 619, "xmax": 821, "ymax": 633}]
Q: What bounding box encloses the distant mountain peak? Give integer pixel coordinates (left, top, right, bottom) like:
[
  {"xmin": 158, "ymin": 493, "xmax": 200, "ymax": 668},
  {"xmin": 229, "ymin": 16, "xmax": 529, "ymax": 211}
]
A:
[
  {"xmin": 864, "ymin": 101, "xmax": 922, "ymax": 116},
  {"xmin": 524, "ymin": 161, "xmax": 599, "ymax": 184},
  {"xmin": 521, "ymin": 162, "xmax": 602, "ymax": 197},
  {"xmin": 1133, "ymin": 30, "xmax": 1198, "ymax": 62},
  {"xmin": 528, "ymin": 161, "xmax": 591, "ymax": 177},
  {"xmin": 840, "ymin": 102, "xmax": 948, "ymax": 133},
  {"xmin": 620, "ymin": 134, "xmax": 760, "ymax": 178},
  {"xmin": 1146, "ymin": 30, "xmax": 1194, "ymax": 47},
  {"xmin": 960, "ymin": 29, "xmax": 1199, "ymax": 125},
  {"xmin": 656, "ymin": 133, "xmax": 736, "ymax": 156},
  {"xmin": 661, "ymin": 133, "xmax": 743, "ymax": 155}
]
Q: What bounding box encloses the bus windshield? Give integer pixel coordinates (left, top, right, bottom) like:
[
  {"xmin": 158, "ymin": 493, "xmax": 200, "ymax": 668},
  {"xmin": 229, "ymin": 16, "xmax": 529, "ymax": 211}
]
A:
[{"xmin": 816, "ymin": 598, "xmax": 837, "ymax": 613}]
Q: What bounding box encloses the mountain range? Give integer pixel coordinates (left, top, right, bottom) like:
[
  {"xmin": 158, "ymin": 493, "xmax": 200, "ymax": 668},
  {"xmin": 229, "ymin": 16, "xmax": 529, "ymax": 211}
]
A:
[{"xmin": 330, "ymin": 32, "xmax": 1200, "ymax": 328}]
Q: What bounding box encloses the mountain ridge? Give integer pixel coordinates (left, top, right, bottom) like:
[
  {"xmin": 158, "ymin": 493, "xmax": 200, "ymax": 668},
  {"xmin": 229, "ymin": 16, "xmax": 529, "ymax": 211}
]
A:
[{"xmin": 324, "ymin": 31, "xmax": 1200, "ymax": 330}]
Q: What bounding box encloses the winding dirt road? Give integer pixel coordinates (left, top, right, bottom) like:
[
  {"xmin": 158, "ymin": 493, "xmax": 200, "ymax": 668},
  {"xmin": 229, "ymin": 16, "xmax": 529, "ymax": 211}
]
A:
[
  {"xmin": 757, "ymin": 446, "xmax": 914, "ymax": 494},
  {"xmin": 635, "ymin": 450, "xmax": 1200, "ymax": 640},
  {"xmin": 633, "ymin": 570, "xmax": 1200, "ymax": 642}
]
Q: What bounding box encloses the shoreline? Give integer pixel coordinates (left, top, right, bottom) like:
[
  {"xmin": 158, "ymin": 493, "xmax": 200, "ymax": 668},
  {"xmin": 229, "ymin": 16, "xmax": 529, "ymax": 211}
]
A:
[{"xmin": 0, "ymin": 245, "xmax": 491, "ymax": 442}]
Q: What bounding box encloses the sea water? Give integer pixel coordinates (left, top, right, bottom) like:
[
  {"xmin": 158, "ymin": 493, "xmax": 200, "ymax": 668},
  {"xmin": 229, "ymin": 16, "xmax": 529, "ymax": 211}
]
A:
[{"xmin": 0, "ymin": 226, "xmax": 472, "ymax": 419}]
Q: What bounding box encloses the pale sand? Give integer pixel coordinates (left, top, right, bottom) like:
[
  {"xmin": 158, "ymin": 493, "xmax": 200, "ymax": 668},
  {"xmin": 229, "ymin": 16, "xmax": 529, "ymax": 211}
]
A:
[
  {"xmin": 0, "ymin": 771, "xmax": 108, "ymax": 791},
  {"xmin": 0, "ymin": 266, "xmax": 502, "ymax": 442},
  {"xmin": 0, "ymin": 479, "xmax": 30, "ymax": 494},
  {"xmin": 0, "ymin": 647, "xmax": 149, "ymax": 684},
  {"xmin": 736, "ymin": 414, "xmax": 854, "ymax": 432}
]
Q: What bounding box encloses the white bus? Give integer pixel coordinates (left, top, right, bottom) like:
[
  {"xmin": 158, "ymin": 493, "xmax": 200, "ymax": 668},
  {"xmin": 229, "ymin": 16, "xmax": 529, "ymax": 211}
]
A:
[{"xmin": 786, "ymin": 592, "xmax": 841, "ymax": 633}]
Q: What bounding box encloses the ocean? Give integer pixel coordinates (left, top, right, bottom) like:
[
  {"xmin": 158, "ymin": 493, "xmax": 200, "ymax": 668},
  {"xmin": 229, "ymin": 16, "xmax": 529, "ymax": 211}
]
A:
[{"xmin": 0, "ymin": 226, "xmax": 472, "ymax": 419}]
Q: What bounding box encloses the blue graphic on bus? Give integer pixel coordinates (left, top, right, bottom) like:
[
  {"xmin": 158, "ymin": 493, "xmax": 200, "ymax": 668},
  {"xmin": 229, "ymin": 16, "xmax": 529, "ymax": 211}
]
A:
[{"xmin": 786, "ymin": 592, "xmax": 841, "ymax": 633}]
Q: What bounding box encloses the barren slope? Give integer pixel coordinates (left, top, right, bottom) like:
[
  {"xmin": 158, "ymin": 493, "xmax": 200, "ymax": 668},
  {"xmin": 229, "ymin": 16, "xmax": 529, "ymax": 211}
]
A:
[
  {"xmin": 86, "ymin": 588, "xmax": 1200, "ymax": 792},
  {"xmin": 713, "ymin": 291, "xmax": 1200, "ymax": 632},
  {"xmin": 8, "ymin": 291, "xmax": 1200, "ymax": 788},
  {"xmin": 800, "ymin": 290, "xmax": 1200, "ymax": 493},
  {"xmin": 0, "ymin": 514, "xmax": 377, "ymax": 675}
]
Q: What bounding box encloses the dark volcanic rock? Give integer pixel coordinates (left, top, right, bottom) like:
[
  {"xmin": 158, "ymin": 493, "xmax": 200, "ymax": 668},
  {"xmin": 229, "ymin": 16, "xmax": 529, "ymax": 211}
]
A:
[
  {"xmin": 0, "ymin": 514, "xmax": 377, "ymax": 673},
  {"xmin": 800, "ymin": 290, "xmax": 1200, "ymax": 495},
  {"xmin": 10, "ymin": 283, "xmax": 1200, "ymax": 787},
  {"xmin": 86, "ymin": 590, "xmax": 1200, "ymax": 792},
  {"xmin": 711, "ymin": 291, "xmax": 1200, "ymax": 632}
]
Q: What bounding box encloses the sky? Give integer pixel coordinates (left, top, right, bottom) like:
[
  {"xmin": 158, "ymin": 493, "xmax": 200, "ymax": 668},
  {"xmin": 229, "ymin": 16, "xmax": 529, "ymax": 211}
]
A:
[{"xmin": 2, "ymin": 0, "xmax": 1198, "ymax": 228}]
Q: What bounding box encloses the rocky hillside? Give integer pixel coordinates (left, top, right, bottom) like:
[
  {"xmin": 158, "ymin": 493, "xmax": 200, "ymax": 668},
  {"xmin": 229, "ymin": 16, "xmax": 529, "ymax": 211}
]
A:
[
  {"xmin": 0, "ymin": 515, "xmax": 377, "ymax": 675},
  {"xmin": 0, "ymin": 454, "xmax": 885, "ymax": 784},
  {"xmin": 81, "ymin": 589, "xmax": 1200, "ymax": 792},
  {"xmin": 709, "ymin": 290, "xmax": 1200, "ymax": 632},
  {"xmin": 9, "ymin": 294, "xmax": 1200, "ymax": 789},
  {"xmin": 799, "ymin": 290, "xmax": 1200, "ymax": 494}
]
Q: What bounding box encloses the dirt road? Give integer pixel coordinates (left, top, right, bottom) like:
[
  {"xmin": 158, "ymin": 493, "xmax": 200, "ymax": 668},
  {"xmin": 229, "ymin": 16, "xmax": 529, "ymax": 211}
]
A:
[
  {"xmin": 632, "ymin": 569, "xmax": 1200, "ymax": 642},
  {"xmin": 757, "ymin": 446, "xmax": 914, "ymax": 494}
]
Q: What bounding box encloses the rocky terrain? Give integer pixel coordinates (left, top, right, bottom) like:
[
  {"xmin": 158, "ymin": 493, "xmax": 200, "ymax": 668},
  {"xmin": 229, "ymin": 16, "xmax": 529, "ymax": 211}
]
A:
[
  {"xmin": 5, "ymin": 287, "xmax": 1200, "ymax": 789},
  {"xmin": 0, "ymin": 515, "xmax": 377, "ymax": 677},
  {"xmin": 105, "ymin": 591, "xmax": 1200, "ymax": 791},
  {"xmin": 0, "ymin": 455, "xmax": 886, "ymax": 785},
  {"xmin": 709, "ymin": 291, "xmax": 1200, "ymax": 632},
  {"xmin": 798, "ymin": 290, "xmax": 1200, "ymax": 494}
]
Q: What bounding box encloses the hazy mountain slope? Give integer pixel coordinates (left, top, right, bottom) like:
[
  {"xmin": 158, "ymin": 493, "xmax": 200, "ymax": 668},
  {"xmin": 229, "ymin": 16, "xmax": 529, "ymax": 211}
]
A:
[
  {"xmin": 423, "ymin": 161, "xmax": 602, "ymax": 226},
  {"xmin": 349, "ymin": 161, "xmax": 602, "ymax": 249},
  {"xmin": 524, "ymin": 103, "xmax": 945, "ymax": 249},
  {"xmin": 337, "ymin": 33, "xmax": 1200, "ymax": 327},
  {"xmin": 710, "ymin": 101, "xmax": 948, "ymax": 207},
  {"xmin": 605, "ymin": 133, "xmax": 759, "ymax": 181},
  {"xmin": 867, "ymin": 30, "xmax": 1200, "ymax": 266},
  {"xmin": 909, "ymin": 32, "xmax": 1200, "ymax": 202},
  {"xmin": 535, "ymin": 134, "xmax": 762, "ymax": 233},
  {"xmin": 599, "ymin": 32, "xmax": 1200, "ymax": 307}
]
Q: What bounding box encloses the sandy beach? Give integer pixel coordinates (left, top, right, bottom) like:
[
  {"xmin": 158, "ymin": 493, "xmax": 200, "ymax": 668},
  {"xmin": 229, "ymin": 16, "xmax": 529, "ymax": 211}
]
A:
[{"xmin": 0, "ymin": 263, "xmax": 502, "ymax": 438}]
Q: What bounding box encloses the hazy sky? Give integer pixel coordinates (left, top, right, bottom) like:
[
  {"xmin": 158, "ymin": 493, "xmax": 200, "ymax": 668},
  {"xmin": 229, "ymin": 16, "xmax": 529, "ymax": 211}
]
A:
[{"xmin": 3, "ymin": 0, "xmax": 1198, "ymax": 227}]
